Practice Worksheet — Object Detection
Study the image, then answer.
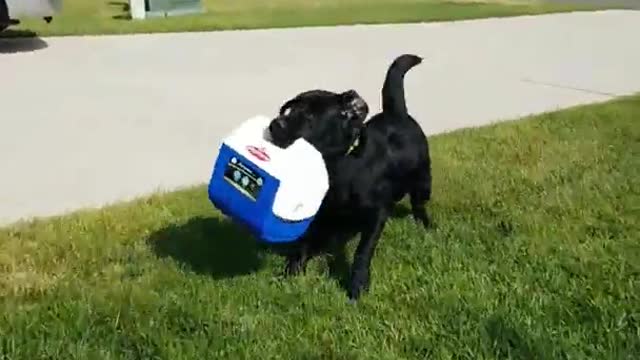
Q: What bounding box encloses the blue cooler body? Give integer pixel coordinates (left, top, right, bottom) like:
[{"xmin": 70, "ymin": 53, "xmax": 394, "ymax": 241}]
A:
[{"xmin": 207, "ymin": 115, "xmax": 328, "ymax": 243}]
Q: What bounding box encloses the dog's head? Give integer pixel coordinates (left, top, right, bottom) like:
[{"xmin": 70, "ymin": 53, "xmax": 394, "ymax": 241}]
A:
[{"xmin": 268, "ymin": 89, "xmax": 368, "ymax": 158}]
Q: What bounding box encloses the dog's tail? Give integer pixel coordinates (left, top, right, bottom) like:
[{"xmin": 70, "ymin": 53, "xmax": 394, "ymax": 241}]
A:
[{"xmin": 382, "ymin": 54, "xmax": 422, "ymax": 117}]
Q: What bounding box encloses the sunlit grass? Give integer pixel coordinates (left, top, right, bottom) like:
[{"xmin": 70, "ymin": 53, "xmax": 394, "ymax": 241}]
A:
[{"xmin": 1, "ymin": 95, "xmax": 639, "ymax": 358}]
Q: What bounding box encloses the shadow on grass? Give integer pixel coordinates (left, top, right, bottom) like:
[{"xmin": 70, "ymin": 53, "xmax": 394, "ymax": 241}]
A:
[
  {"xmin": 108, "ymin": 1, "xmax": 132, "ymax": 20},
  {"xmin": 146, "ymin": 205, "xmax": 422, "ymax": 290},
  {"xmin": 390, "ymin": 204, "xmax": 413, "ymax": 219},
  {"xmin": 0, "ymin": 30, "xmax": 47, "ymax": 54},
  {"xmin": 484, "ymin": 313, "xmax": 546, "ymax": 359},
  {"xmin": 148, "ymin": 216, "xmax": 266, "ymax": 279}
]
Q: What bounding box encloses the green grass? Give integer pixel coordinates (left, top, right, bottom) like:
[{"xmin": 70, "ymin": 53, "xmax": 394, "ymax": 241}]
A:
[
  {"xmin": 2, "ymin": 0, "xmax": 598, "ymax": 37},
  {"xmin": 2, "ymin": 95, "xmax": 640, "ymax": 359}
]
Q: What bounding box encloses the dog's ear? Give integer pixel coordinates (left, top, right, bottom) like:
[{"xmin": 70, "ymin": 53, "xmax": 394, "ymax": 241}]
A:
[{"xmin": 340, "ymin": 90, "xmax": 368, "ymax": 125}]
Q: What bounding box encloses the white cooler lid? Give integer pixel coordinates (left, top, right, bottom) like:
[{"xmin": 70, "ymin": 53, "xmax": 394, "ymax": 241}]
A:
[{"xmin": 222, "ymin": 115, "xmax": 329, "ymax": 221}]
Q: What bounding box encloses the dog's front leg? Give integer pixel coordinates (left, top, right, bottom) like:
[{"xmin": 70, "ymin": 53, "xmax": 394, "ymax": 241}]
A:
[{"xmin": 349, "ymin": 209, "xmax": 388, "ymax": 301}]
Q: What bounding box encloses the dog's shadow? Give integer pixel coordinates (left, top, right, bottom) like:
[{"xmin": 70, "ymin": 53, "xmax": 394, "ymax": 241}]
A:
[
  {"xmin": 147, "ymin": 216, "xmax": 266, "ymax": 279},
  {"xmin": 391, "ymin": 204, "xmax": 413, "ymax": 219},
  {"xmin": 146, "ymin": 204, "xmax": 419, "ymax": 289}
]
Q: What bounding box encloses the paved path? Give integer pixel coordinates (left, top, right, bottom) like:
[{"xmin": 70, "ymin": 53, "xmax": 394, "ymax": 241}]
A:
[
  {"xmin": 1, "ymin": 10, "xmax": 639, "ymax": 226},
  {"xmin": 544, "ymin": 0, "xmax": 640, "ymax": 9}
]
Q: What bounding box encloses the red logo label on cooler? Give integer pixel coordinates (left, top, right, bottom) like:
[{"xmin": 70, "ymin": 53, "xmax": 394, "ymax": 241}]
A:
[{"xmin": 246, "ymin": 145, "xmax": 270, "ymax": 162}]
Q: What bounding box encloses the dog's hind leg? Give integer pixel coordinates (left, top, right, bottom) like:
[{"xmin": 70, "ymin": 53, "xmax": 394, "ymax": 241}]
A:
[
  {"xmin": 284, "ymin": 231, "xmax": 329, "ymax": 276},
  {"xmin": 285, "ymin": 241, "xmax": 325, "ymax": 276},
  {"xmin": 284, "ymin": 242, "xmax": 311, "ymax": 276},
  {"xmin": 409, "ymin": 168, "xmax": 433, "ymax": 229}
]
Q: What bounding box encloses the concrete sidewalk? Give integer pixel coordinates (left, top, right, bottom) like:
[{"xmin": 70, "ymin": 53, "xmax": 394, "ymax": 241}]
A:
[
  {"xmin": 1, "ymin": 10, "xmax": 639, "ymax": 226},
  {"xmin": 544, "ymin": 0, "xmax": 640, "ymax": 9}
]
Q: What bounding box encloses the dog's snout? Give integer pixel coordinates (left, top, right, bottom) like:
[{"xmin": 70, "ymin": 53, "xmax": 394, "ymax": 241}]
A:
[
  {"xmin": 269, "ymin": 117, "xmax": 286, "ymax": 133},
  {"xmin": 268, "ymin": 117, "xmax": 290, "ymax": 147}
]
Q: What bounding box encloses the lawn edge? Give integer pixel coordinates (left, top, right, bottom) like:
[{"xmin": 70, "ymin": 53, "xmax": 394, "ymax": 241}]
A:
[
  {"xmin": 1, "ymin": 5, "xmax": 616, "ymax": 39},
  {"xmin": 2, "ymin": 92, "xmax": 637, "ymax": 231}
]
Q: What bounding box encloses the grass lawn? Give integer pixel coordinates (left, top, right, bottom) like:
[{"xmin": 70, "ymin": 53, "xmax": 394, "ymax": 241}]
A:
[
  {"xmin": 1, "ymin": 95, "xmax": 639, "ymax": 359},
  {"xmin": 1, "ymin": 0, "xmax": 600, "ymax": 37}
]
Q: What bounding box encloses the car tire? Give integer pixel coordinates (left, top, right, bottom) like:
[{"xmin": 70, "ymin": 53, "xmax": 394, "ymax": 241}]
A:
[{"xmin": 0, "ymin": 0, "xmax": 9, "ymax": 32}]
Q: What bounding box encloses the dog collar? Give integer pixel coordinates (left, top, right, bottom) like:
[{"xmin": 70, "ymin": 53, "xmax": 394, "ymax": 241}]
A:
[{"xmin": 346, "ymin": 134, "xmax": 360, "ymax": 155}]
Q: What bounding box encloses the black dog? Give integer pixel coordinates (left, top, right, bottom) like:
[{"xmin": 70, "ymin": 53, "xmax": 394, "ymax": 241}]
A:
[{"xmin": 268, "ymin": 54, "xmax": 431, "ymax": 301}]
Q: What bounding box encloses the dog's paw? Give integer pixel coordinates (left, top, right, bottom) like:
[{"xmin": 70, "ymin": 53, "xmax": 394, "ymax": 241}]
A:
[
  {"xmin": 422, "ymin": 219, "xmax": 437, "ymax": 231},
  {"xmin": 414, "ymin": 213, "xmax": 436, "ymax": 231},
  {"xmin": 348, "ymin": 269, "xmax": 370, "ymax": 301}
]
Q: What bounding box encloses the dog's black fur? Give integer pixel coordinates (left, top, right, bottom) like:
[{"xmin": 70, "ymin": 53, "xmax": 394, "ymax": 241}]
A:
[{"xmin": 268, "ymin": 54, "xmax": 432, "ymax": 301}]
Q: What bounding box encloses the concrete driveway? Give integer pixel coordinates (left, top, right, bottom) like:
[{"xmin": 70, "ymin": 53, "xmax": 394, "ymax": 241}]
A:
[
  {"xmin": 544, "ymin": 0, "xmax": 640, "ymax": 9},
  {"xmin": 1, "ymin": 10, "xmax": 639, "ymax": 226}
]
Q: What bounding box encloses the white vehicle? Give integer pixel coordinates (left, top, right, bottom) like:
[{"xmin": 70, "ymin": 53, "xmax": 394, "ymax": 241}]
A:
[{"xmin": 1, "ymin": 0, "xmax": 62, "ymax": 31}]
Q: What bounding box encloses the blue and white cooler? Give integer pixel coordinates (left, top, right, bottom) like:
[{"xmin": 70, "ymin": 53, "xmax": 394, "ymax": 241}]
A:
[{"xmin": 208, "ymin": 115, "xmax": 329, "ymax": 243}]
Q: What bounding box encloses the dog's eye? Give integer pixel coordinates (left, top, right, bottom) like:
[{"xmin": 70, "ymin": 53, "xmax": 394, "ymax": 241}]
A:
[{"xmin": 283, "ymin": 108, "xmax": 292, "ymax": 116}]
